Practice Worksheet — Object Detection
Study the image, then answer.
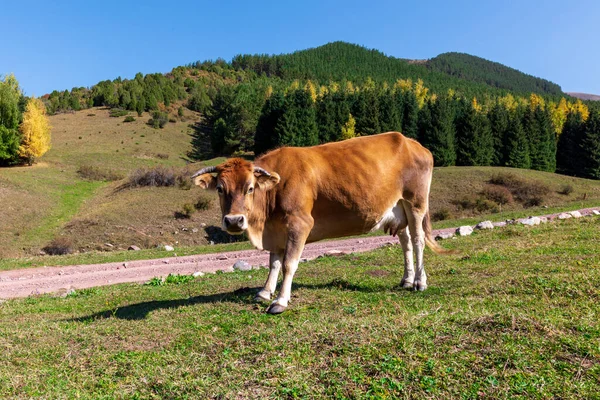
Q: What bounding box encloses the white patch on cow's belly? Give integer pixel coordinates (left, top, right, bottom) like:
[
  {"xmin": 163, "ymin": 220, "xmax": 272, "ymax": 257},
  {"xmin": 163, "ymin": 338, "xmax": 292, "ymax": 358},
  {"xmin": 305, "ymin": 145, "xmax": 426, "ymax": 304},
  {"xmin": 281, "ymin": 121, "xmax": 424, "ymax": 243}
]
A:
[{"xmin": 372, "ymin": 203, "xmax": 407, "ymax": 236}]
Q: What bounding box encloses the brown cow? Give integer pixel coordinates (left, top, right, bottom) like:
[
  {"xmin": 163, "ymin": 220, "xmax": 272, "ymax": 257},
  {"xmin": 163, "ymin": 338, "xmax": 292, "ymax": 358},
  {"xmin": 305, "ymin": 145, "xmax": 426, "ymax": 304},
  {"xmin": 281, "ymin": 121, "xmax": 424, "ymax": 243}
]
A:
[{"xmin": 193, "ymin": 132, "xmax": 449, "ymax": 314}]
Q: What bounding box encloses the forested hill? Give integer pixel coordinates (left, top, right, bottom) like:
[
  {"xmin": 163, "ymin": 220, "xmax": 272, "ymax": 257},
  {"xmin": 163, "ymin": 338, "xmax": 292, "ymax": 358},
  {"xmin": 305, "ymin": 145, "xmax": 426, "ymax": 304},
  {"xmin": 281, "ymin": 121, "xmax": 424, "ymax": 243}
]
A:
[
  {"xmin": 426, "ymin": 52, "xmax": 563, "ymax": 95},
  {"xmin": 229, "ymin": 42, "xmax": 563, "ymax": 97}
]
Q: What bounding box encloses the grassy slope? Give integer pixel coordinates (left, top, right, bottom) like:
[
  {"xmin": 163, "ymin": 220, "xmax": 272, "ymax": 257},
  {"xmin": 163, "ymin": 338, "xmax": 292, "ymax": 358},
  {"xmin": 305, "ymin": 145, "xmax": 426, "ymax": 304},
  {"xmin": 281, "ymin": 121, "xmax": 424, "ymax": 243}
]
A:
[
  {"xmin": 0, "ymin": 107, "xmax": 217, "ymax": 257},
  {"xmin": 0, "ymin": 217, "xmax": 598, "ymax": 398}
]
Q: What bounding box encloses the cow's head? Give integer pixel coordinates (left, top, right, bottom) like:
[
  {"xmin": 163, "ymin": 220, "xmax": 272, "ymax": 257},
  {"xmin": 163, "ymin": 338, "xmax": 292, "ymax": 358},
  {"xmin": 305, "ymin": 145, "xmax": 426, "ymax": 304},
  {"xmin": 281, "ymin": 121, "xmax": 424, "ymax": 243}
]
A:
[{"xmin": 192, "ymin": 158, "xmax": 280, "ymax": 234}]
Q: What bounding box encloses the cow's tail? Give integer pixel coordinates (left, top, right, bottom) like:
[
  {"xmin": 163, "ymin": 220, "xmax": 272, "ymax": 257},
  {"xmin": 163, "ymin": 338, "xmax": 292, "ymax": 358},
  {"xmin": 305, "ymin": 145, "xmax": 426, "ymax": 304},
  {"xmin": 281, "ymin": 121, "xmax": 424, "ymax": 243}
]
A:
[{"xmin": 423, "ymin": 210, "xmax": 458, "ymax": 255}]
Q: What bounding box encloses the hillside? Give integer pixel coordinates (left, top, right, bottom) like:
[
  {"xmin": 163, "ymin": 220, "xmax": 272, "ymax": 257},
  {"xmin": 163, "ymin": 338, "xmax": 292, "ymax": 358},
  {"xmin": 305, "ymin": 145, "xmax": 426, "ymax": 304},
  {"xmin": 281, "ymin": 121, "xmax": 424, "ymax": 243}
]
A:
[
  {"xmin": 1, "ymin": 107, "xmax": 600, "ymax": 259},
  {"xmin": 229, "ymin": 42, "xmax": 564, "ymax": 97},
  {"xmin": 426, "ymin": 52, "xmax": 563, "ymax": 95}
]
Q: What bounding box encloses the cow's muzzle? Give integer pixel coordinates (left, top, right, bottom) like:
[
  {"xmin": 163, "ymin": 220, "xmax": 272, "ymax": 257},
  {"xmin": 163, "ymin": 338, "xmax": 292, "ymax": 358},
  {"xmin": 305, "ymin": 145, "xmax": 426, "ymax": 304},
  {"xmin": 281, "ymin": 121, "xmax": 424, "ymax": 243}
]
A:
[{"xmin": 223, "ymin": 214, "xmax": 247, "ymax": 234}]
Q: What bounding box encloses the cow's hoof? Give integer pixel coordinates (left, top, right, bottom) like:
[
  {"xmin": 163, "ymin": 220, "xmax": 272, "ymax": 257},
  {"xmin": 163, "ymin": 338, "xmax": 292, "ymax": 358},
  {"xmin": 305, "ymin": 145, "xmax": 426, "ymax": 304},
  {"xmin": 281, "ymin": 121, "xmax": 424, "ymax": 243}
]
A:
[
  {"xmin": 413, "ymin": 281, "xmax": 427, "ymax": 291},
  {"xmin": 266, "ymin": 303, "xmax": 287, "ymax": 315},
  {"xmin": 400, "ymin": 279, "xmax": 414, "ymax": 289},
  {"xmin": 254, "ymin": 291, "xmax": 271, "ymax": 303}
]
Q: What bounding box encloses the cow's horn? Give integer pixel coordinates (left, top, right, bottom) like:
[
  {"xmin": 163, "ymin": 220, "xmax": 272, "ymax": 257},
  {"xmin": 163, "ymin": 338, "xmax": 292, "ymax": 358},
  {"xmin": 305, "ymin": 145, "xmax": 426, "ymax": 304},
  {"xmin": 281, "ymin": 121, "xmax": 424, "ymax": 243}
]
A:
[
  {"xmin": 253, "ymin": 167, "xmax": 271, "ymax": 177},
  {"xmin": 191, "ymin": 166, "xmax": 217, "ymax": 178}
]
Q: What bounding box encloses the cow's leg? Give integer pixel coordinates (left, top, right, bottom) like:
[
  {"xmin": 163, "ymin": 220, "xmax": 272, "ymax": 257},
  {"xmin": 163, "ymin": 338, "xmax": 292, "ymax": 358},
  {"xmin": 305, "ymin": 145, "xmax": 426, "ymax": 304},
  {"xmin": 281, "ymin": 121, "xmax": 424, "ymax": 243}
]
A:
[
  {"xmin": 267, "ymin": 217, "xmax": 312, "ymax": 314},
  {"xmin": 399, "ymin": 228, "xmax": 415, "ymax": 289},
  {"xmin": 404, "ymin": 203, "xmax": 427, "ymax": 291},
  {"xmin": 254, "ymin": 252, "xmax": 282, "ymax": 302}
]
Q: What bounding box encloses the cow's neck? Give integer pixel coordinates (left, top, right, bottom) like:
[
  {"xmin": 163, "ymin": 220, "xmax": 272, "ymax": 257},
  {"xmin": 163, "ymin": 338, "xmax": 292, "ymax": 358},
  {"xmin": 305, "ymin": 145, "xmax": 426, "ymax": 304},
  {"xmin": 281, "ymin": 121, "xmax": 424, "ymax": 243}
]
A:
[{"xmin": 246, "ymin": 188, "xmax": 276, "ymax": 251}]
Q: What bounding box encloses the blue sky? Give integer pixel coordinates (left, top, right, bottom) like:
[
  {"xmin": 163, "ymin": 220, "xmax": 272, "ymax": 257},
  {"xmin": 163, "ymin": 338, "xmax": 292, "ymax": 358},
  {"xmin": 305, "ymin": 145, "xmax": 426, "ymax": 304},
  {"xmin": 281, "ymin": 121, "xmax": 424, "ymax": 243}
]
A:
[{"xmin": 2, "ymin": 0, "xmax": 599, "ymax": 96}]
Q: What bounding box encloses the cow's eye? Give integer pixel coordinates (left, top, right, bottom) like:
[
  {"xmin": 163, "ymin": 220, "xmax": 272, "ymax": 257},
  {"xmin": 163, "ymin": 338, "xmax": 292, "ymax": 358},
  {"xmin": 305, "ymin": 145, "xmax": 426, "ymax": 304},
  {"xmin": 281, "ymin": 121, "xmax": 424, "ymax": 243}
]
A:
[
  {"xmin": 216, "ymin": 186, "xmax": 224, "ymax": 194},
  {"xmin": 247, "ymin": 187, "xmax": 254, "ymax": 195}
]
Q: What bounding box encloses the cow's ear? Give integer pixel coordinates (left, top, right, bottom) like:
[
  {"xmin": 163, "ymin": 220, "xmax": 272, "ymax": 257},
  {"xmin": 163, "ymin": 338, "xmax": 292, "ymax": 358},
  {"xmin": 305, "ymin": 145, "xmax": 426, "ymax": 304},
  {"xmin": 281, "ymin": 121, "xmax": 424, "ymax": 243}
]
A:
[
  {"xmin": 194, "ymin": 174, "xmax": 217, "ymax": 190},
  {"xmin": 255, "ymin": 171, "xmax": 280, "ymax": 191}
]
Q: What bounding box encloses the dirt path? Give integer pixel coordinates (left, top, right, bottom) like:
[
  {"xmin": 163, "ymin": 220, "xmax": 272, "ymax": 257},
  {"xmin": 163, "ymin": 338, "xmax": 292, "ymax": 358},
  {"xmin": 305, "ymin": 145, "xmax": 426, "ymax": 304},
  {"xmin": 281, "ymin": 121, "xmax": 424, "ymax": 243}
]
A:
[{"xmin": 1, "ymin": 208, "xmax": 598, "ymax": 299}]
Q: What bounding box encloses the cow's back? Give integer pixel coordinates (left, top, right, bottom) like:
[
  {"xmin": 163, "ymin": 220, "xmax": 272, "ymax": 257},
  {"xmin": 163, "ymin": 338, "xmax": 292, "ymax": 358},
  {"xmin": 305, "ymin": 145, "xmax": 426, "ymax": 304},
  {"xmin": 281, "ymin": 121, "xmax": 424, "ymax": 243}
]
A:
[{"xmin": 256, "ymin": 132, "xmax": 433, "ymax": 242}]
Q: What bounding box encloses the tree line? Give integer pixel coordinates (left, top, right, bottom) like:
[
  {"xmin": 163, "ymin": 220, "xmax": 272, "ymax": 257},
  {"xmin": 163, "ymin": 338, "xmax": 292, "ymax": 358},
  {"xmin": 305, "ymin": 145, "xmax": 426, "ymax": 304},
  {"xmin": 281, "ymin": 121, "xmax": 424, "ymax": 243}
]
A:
[{"xmin": 205, "ymin": 79, "xmax": 600, "ymax": 179}]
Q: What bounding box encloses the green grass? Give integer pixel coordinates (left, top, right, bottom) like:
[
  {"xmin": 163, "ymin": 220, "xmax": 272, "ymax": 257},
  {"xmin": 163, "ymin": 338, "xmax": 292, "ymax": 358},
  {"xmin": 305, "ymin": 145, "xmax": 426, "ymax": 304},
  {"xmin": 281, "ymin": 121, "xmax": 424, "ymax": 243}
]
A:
[
  {"xmin": 0, "ymin": 241, "xmax": 252, "ymax": 271},
  {"xmin": 1, "ymin": 201, "xmax": 597, "ymax": 272},
  {"xmin": 1, "ymin": 217, "xmax": 599, "ymax": 398}
]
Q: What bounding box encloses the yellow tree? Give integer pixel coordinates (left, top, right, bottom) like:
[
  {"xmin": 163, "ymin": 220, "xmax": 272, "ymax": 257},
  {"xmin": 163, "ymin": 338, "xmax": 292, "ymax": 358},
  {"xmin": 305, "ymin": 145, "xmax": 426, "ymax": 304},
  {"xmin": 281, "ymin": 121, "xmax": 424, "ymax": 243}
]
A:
[
  {"xmin": 305, "ymin": 80, "xmax": 317, "ymax": 102},
  {"xmin": 569, "ymin": 99, "xmax": 589, "ymax": 121},
  {"xmin": 414, "ymin": 79, "xmax": 429, "ymax": 109},
  {"xmin": 472, "ymin": 97, "xmax": 482, "ymax": 113},
  {"xmin": 18, "ymin": 98, "xmax": 51, "ymax": 165},
  {"xmin": 318, "ymin": 85, "xmax": 328, "ymax": 98},
  {"xmin": 344, "ymin": 81, "xmax": 356, "ymax": 94},
  {"xmin": 264, "ymin": 85, "xmax": 273, "ymax": 100},
  {"xmin": 363, "ymin": 77, "xmax": 376, "ymax": 91},
  {"xmin": 529, "ymin": 93, "xmax": 545, "ymax": 111},
  {"xmin": 550, "ymin": 98, "xmax": 568, "ymax": 134},
  {"xmin": 328, "ymin": 81, "xmax": 340, "ymax": 93},
  {"xmin": 394, "ymin": 78, "xmax": 412, "ymax": 92},
  {"xmin": 498, "ymin": 93, "xmax": 517, "ymax": 111},
  {"xmin": 340, "ymin": 114, "xmax": 356, "ymax": 140}
]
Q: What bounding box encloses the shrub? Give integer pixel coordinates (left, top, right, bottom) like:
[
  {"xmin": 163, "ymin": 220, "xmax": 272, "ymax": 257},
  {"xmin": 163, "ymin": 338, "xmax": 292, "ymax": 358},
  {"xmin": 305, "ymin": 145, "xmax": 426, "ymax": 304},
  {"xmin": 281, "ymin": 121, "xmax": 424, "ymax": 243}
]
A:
[
  {"xmin": 122, "ymin": 166, "xmax": 189, "ymax": 189},
  {"xmin": 488, "ymin": 172, "xmax": 549, "ymax": 207},
  {"xmin": 123, "ymin": 116, "xmax": 136, "ymax": 123},
  {"xmin": 43, "ymin": 237, "xmax": 73, "ymax": 255},
  {"xmin": 558, "ymin": 184, "xmax": 574, "ymax": 195},
  {"xmin": 512, "ymin": 182, "xmax": 550, "ymax": 205},
  {"xmin": 194, "ymin": 196, "xmax": 212, "ymax": 211},
  {"xmin": 178, "ymin": 106, "xmax": 184, "ymax": 117},
  {"xmin": 155, "ymin": 153, "xmax": 169, "ymax": 159},
  {"xmin": 109, "ymin": 108, "xmax": 129, "ymax": 118},
  {"xmin": 481, "ymin": 185, "xmax": 514, "ymax": 205},
  {"xmin": 453, "ymin": 196, "xmax": 499, "ymax": 214},
  {"xmin": 148, "ymin": 111, "xmax": 168, "ymax": 128},
  {"xmin": 432, "ymin": 208, "xmax": 452, "ymax": 221},
  {"xmin": 474, "ymin": 198, "xmax": 499, "ymax": 213},
  {"xmin": 77, "ymin": 165, "xmax": 124, "ymax": 181},
  {"xmin": 175, "ymin": 203, "xmax": 195, "ymax": 219},
  {"xmin": 169, "ymin": 117, "xmax": 177, "ymax": 123}
]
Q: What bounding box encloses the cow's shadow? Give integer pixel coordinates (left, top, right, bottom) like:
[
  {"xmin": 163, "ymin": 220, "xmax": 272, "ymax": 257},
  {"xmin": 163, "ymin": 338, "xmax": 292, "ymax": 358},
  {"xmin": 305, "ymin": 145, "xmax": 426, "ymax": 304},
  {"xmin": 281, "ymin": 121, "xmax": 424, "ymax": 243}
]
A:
[{"xmin": 67, "ymin": 279, "xmax": 383, "ymax": 322}]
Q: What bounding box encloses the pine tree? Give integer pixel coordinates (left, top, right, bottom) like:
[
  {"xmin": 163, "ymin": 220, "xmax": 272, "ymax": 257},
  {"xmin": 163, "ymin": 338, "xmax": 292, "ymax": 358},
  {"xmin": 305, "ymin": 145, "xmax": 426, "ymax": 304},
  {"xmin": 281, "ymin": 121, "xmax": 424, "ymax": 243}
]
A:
[
  {"xmin": 418, "ymin": 98, "xmax": 456, "ymax": 166},
  {"xmin": 255, "ymin": 92, "xmax": 285, "ymax": 155},
  {"xmin": 352, "ymin": 89, "xmax": 380, "ymax": 135},
  {"xmin": 504, "ymin": 113, "xmax": 530, "ymax": 169},
  {"xmin": 378, "ymin": 90, "xmax": 402, "ymax": 132},
  {"xmin": 580, "ymin": 110, "xmax": 600, "ymax": 179},
  {"xmin": 0, "ymin": 126, "xmax": 20, "ymax": 162},
  {"xmin": 455, "ymin": 99, "xmax": 493, "ymax": 166},
  {"xmin": 316, "ymin": 92, "xmax": 338, "ymax": 143},
  {"xmin": 488, "ymin": 103, "xmax": 510, "ymax": 165},
  {"xmin": 525, "ymin": 105, "xmax": 555, "ymax": 172},
  {"xmin": 401, "ymin": 91, "xmax": 418, "ymax": 139},
  {"xmin": 0, "ymin": 74, "xmax": 22, "ymax": 163},
  {"xmin": 275, "ymin": 89, "xmax": 318, "ymax": 147},
  {"xmin": 18, "ymin": 98, "xmax": 51, "ymax": 165},
  {"xmin": 556, "ymin": 111, "xmax": 585, "ymax": 176}
]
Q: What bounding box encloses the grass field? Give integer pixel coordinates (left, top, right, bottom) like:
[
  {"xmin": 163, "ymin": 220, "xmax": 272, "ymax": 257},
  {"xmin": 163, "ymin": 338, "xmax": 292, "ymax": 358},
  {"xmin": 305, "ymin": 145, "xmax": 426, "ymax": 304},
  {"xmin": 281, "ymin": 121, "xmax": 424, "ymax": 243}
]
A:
[{"xmin": 0, "ymin": 216, "xmax": 598, "ymax": 398}]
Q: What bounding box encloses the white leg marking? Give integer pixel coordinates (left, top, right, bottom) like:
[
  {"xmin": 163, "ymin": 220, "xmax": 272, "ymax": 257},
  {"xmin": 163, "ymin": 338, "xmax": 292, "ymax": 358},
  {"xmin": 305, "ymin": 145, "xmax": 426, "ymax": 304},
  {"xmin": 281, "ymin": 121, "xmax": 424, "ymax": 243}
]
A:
[
  {"xmin": 272, "ymin": 257, "xmax": 299, "ymax": 308},
  {"xmin": 399, "ymin": 228, "xmax": 415, "ymax": 288},
  {"xmin": 256, "ymin": 252, "xmax": 282, "ymax": 301},
  {"xmin": 404, "ymin": 202, "xmax": 427, "ymax": 291}
]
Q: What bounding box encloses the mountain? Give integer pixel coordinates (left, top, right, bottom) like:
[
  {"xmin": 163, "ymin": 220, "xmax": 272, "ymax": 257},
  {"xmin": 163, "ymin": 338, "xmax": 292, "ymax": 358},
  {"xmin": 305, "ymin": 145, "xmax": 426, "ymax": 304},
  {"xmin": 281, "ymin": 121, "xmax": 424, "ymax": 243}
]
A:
[
  {"xmin": 229, "ymin": 42, "xmax": 564, "ymax": 98},
  {"xmin": 567, "ymin": 92, "xmax": 600, "ymax": 101},
  {"xmin": 426, "ymin": 52, "xmax": 563, "ymax": 95}
]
